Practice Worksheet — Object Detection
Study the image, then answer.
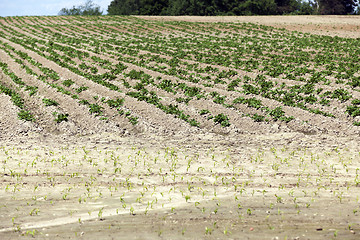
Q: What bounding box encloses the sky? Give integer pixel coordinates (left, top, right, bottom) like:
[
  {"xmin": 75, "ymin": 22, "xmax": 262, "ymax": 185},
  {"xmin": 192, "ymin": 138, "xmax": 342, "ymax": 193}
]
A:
[{"xmin": 0, "ymin": 0, "xmax": 113, "ymax": 17}]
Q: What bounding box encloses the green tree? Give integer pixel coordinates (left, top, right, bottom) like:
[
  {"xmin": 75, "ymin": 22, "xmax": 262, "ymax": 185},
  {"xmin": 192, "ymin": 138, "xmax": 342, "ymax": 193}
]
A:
[
  {"xmin": 107, "ymin": 0, "xmax": 357, "ymax": 16},
  {"xmin": 165, "ymin": 0, "xmax": 187, "ymax": 15},
  {"xmin": 107, "ymin": 0, "xmax": 140, "ymax": 15},
  {"xmin": 274, "ymin": 0, "xmax": 299, "ymax": 14},
  {"xmin": 108, "ymin": 0, "xmax": 168, "ymax": 15},
  {"xmin": 138, "ymin": 0, "xmax": 168, "ymax": 15},
  {"xmin": 59, "ymin": 0, "xmax": 103, "ymax": 16},
  {"xmin": 228, "ymin": 0, "xmax": 277, "ymax": 15},
  {"xmin": 247, "ymin": 0, "xmax": 278, "ymax": 15},
  {"xmin": 296, "ymin": 0, "xmax": 316, "ymax": 14},
  {"xmin": 318, "ymin": 0, "xmax": 358, "ymax": 14}
]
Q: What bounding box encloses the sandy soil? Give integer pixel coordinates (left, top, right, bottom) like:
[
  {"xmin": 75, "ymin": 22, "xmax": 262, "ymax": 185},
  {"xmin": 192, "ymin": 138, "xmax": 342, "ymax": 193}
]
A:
[
  {"xmin": 137, "ymin": 15, "xmax": 360, "ymax": 38},
  {"xmin": 0, "ymin": 132, "xmax": 360, "ymax": 239},
  {"xmin": 0, "ymin": 15, "xmax": 360, "ymax": 239}
]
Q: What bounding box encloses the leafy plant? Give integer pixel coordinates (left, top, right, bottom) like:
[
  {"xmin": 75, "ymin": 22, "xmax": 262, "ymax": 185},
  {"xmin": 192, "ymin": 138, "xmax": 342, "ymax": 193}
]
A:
[
  {"xmin": 89, "ymin": 104, "xmax": 103, "ymax": 116},
  {"xmin": 251, "ymin": 113, "xmax": 265, "ymax": 122},
  {"xmin": 269, "ymin": 107, "xmax": 285, "ymax": 121},
  {"xmin": 62, "ymin": 79, "xmax": 75, "ymax": 87},
  {"xmin": 76, "ymin": 86, "xmax": 89, "ymax": 93},
  {"xmin": 107, "ymin": 98, "xmax": 124, "ymax": 109},
  {"xmin": 42, "ymin": 98, "xmax": 59, "ymax": 107},
  {"xmin": 25, "ymin": 86, "xmax": 38, "ymax": 96},
  {"xmin": 128, "ymin": 116, "xmax": 138, "ymax": 125},
  {"xmin": 214, "ymin": 113, "xmax": 230, "ymax": 127},
  {"xmin": 199, "ymin": 109, "xmax": 211, "ymax": 115},
  {"xmin": 53, "ymin": 112, "xmax": 69, "ymax": 123},
  {"xmin": 79, "ymin": 99, "xmax": 90, "ymax": 105},
  {"xmin": 331, "ymin": 88, "xmax": 351, "ymax": 102},
  {"xmin": 18, "ymin": 110, "xmax": 35, "ymax": 121}
]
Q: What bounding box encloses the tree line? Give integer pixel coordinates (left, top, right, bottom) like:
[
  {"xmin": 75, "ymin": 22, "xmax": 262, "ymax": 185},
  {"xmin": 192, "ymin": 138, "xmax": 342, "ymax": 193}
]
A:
[
  {"xmin": 59, "ymin": 0, "xmax": 359, "ymax": 16},
  {"xmin": 107, "ymin": 0, "xmax": 359, "ymax": 15},
  {"xmin": 59, "ymin": 0, "xmax": 103, "ymax": 16}
]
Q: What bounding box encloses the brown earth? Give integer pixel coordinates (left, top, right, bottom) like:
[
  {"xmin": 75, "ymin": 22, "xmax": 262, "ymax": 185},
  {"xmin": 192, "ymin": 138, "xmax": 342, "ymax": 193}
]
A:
[
  {"xmin": 138, "ymin": 15, "xmax": 360, "ymax": 38},
  {"xmin": 0, "ymin": 16, "xmax": 360, "ymax": 239}
]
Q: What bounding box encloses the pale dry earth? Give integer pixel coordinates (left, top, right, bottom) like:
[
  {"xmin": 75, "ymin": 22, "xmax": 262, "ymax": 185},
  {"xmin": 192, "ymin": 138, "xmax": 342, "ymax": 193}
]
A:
[
  {"xmin": 0, "ymin": 132, "xmax": 360, "ymax": 239},
  {"xmin": 138, "ymin": 15, "xmax": 360, "ymax": 38}
]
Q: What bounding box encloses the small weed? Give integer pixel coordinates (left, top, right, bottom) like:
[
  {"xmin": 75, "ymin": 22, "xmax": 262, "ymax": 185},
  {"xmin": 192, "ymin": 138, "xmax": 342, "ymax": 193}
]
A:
[
  {"xmin": 42, "ymin": 98, "xmax": 59, "ymax": 106},
  {"xmin": 18, "ymin": 110, "xmax": 35, "ymax": 121},
  {"xmin": 213, "ymin": 113, "xmax": 230, "ymax": 127},
  {"xmin": 62, "ymin": 79, "xmax": 74, "ymax": 87},
  {"xmin": 89, "ymin": 104, "xmax": 103, "ymax": 116},
  {"xmin": 205, "ymin": 227, "xmax": 213, "ymax": 235},
  {"xmin": 53, "ymin": 112, "xmax": 69, "ymax": 123}
]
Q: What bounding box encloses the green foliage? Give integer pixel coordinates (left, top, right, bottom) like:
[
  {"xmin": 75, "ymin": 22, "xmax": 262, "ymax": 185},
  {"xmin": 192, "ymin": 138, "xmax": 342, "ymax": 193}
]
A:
[
  {"xmin": 178, "ymin": 85, "xmax": 202, "ymax": 98},
  {"xmin": 233, "ymin": 97, "xmax": 262, "ymax": 109},
  {"xmin": 251, "ymin": 113, "xmax": 265, "ymax": 122},
  {"xmin": 346, "ymin": 99, "xmax": 360, "ymax": 117},
  {"xmin": 227, "ymin": 79, "xmax": 241, "ymax": 91},
  {"xmin": 25, "ymin": 86, "xmax": 38, "ymax": 96},
  {"xmin": 275, "ymin": 0, "xmax": 300, "ymax": 14},
  {"xmin": 269, "ymin": 107, "xmax": 285, "ymax": 120},
  {"xmin": 213, "ymin": 95, "xmax": 226, "ymax": 105},
  {"xmin": 128, "ymin": 116, "xmax": 138, "ymax": 125},
  {"xmin": 243, "ymin": 84, "xmax": 260, "ymax": 95},
  {"xmin": 42, "ymin": 98, "xmax": 59, "ymax": 107},
  {"xmin": 348, "ymin": 77, "xmax": 360, "ymax": 88},
  {"xmin": 107, "ymin": 0, "xmax": 320, "ymax": 16},
  {"xmin": 213, "ymin": 113, "xmax": 230, "ymax": 127},
  {"xmin": 176, "ymin": 97, "xmax": 191, "ymax": 104},
  {"xmin": 319, "ymin": 0, "xmax": 358, "ymax": 15},
  {"xmin": 107, "ymin": 98, "xmax": 125, "ymax": 109},
  {"xmin": 3, "ymin": 15, "xmax": 360, "ymax": 131},
  {"xmin": 295, "ymin": 0, "xmax": 316, "ymax": 15},
  {"xmin": 76, "ymin": 86, "xmax": 89, "ymax": 93},
  {"xmin": 0, "ymin": 84, "xmax": 24, "ymax": 109},
  {"xmin": 189, "ymin": 118, "xmax": 200, "ymax": 127},
  {"xmin": 158, "ymin": 79, "xmax": 175, "ymax": 93},
  {"xmin": 199, "ymin": 109, "xmax": 211, "ymax": 115},
  {"xmin": 59, "ymin": 0, "xmax": 103, "ymax": 16},
  {"xmin": 305, "ymin": 95, "xmax": 318, "ymax": 104},
  {"xmin": 90, "ymin": 67, "xmax": 98, "ymax": 74},
  {"xmin": 89, "ymin": 104, "xmax": 103, "ymax": 116},
  {"xmin": 62, "ymin": 79, "xmax": 75, "ymax": 87},
  {"xmin": 243, "ymin": 0, "xmax": 278, "ymax": 15},
  {"xmin": 331, "ymin": 88, "xmax": 352, "ymax": 102},
  {"xmin": 319, "ymin": 98, "xmax": 330, "ymax": 106},
  {"xmin": 11, "ymin": 94, "xmax": 24, "ymax": 109},
  {"xmin": 18, "ymin": 110, "xmax": 35, "ymax": 122},
  {"xmin": 79, "ymin": 99, "xmax": 90, "ymax": 105},
  {"xmin": 268, "ymin": 106, "xmax": 293, "ymax": 122},
  {"xmin": 53, "ymin": 112, "xmax": 69, "ymax": 123},
  {"xmin": 108, "ymin": 0, "xmax": 168, "ymax": 15},
  {"xmin": 353, "ymin": 121, "xmax": 360, "ymax": 126}
]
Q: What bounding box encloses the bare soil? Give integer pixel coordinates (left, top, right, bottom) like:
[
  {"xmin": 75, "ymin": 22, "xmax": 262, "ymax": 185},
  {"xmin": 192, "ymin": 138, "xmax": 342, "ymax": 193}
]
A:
[
  {"xmin": 1, "ymin": 132, "xmax": 360, "ymax": 239},
  {"xmin": 138, "ymin": 15, "xmax": 360, "ymax": 38}
]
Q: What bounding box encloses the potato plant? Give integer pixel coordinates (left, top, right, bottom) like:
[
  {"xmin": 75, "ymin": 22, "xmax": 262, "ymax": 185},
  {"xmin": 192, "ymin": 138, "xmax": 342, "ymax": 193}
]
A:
[{"xmin": 2, "ymin": 16, "xmax": 360, "ymax": 129}]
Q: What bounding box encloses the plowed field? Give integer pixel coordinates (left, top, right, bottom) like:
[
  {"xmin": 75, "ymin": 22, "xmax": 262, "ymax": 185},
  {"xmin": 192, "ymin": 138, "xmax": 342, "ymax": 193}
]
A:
[{"xmin": 1, "ymin": 15, "xmax": 360, "ymax": 239}]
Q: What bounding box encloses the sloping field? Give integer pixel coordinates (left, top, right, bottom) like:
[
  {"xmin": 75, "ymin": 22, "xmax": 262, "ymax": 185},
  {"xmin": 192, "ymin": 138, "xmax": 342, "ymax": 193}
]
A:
[
  {"xmin": 0, "ymin": 15, "xmax": 360, "ymax": 137},
  {"xmin": 139, "ymin": 15, "xmax": 360, "ymax": 38},
  {"xmin": 0, "ymin": 16, "xmax": 360, "ymax": 239}
]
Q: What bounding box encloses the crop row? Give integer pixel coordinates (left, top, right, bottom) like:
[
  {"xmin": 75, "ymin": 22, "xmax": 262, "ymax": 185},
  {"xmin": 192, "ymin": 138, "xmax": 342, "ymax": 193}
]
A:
[
  {"xmin": 0, "ymin": 37, "xmax": 139, "ymax": 125},
  {"xmin": 1, "ymin": 16, "xmax": 360, "ymax": 129}
]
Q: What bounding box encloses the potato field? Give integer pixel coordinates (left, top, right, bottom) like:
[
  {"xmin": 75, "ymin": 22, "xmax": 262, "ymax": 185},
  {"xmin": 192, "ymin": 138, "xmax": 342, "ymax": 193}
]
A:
[{"xmin": 0, "ymin": 15, "xmax": 360, "ymax": 239}]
